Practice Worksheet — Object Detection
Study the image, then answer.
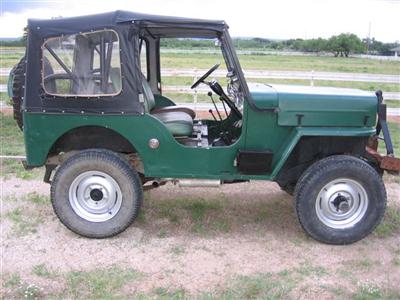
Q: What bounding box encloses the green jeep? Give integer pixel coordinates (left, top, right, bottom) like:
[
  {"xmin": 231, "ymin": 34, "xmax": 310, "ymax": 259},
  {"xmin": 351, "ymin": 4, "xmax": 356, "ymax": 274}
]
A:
[{"xmin": 9, "ymin": 10, "xmax": 400, "ymax": 244}]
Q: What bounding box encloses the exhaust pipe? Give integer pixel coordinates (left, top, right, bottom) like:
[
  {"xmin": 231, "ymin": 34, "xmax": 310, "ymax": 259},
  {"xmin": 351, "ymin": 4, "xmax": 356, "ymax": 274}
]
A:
[{"xmin": 176, "ymin": 179, "xmax": 221, "ymax": 188}]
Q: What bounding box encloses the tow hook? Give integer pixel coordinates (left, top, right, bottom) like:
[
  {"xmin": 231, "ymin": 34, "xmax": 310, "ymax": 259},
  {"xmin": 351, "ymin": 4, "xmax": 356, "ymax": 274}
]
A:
[{"xmin": 366, "ymin": 138, "xmax": 400, "ymax": 174}]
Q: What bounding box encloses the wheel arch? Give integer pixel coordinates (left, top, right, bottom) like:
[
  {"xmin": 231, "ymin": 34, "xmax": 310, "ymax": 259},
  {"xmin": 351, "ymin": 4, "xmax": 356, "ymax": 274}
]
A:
[
  {"xmin": 46, "ymin": 125, "xmax": 146, "ymax": 173},
  {"xmin": 48, "ymin": 125, "xmax": 136, "ymax": 154},
  {"xmin": 274, "ymin": 134, "xmax": 370, "ymax": 190}
]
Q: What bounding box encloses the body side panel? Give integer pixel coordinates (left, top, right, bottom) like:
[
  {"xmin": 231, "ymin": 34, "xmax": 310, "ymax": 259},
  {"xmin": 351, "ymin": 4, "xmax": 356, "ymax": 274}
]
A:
[{"xmin": 23, "ymin": 106, "xmax": 375, "ymax": 181}]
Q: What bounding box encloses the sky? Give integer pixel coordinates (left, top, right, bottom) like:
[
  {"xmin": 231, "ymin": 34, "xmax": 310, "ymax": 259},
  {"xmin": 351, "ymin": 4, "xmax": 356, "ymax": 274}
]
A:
[{"xmin": 0, "ymin": 0, "xmax": 399, "ymax": 42}]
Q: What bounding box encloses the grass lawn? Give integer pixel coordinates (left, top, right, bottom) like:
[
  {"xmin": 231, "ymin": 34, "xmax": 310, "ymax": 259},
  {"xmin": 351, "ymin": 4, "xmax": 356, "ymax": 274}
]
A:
[
  {"xmin": 1, "ymin": 92, "xmax": 12, "ymax": 106},
  {"xmin": 0, "ymin": 76, "xmax": 9, "ymax": 84},
  {"xmin": 0, "ymin": 52, "xmax": 24, "ymax": 68},
  {"xmin": 2, "ymin": 49, "xmax": 400, "ymax": 74},
  {"xmin": 159, "ymin": 52, "xmax": 400, "ymax": 74},
  {"xmin": 378, "ymin": 122, "xmax": 400, "ymax": 154},
  {"xmin": 1, "ymin": 112, "xmax": 43, "ymax": 179},
  {"xmin": 385, "ymin": 100, "xmax": 400, "ymax": 108}
]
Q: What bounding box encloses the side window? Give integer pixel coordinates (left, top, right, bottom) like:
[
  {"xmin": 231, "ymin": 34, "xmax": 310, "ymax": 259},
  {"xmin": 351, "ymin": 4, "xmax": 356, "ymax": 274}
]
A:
[
  {"xmin": 140, "ymin": 39, "xmax": 148, "ymax": 79},
  {"xmin": 42, "ymin": 30, "xmax": 121, "ymax": 97}
]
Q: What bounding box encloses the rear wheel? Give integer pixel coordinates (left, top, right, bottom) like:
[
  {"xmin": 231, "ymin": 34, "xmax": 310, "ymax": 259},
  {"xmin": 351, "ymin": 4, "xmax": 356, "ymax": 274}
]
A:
[
  {"xmin": 51, "ymin": 149, "xmax": 143, "ymax": 238},
  {"xmin": 294, "ymin": 155, "xmax": 386, "ymax": 244}
]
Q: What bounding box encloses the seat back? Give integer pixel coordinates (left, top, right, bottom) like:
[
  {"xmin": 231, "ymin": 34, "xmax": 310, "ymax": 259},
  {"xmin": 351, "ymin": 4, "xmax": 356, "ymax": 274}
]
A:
[
  {"xmin": 141, "ymin": 75, "xmax": 156, "ymax": 113},
  {"xmin": 109, "ymin": 67, "xmax": 121, "ymax": 93}
]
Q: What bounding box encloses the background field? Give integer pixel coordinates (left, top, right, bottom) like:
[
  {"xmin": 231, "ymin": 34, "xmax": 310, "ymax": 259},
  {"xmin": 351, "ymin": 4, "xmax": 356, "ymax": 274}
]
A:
[
  {"xmin": 1, "ymin": 47, "xmax": 400, "ymax": 299},
  {"xmin": 1, "ymin": 48, "xmax": 400, "ymax": 107}
]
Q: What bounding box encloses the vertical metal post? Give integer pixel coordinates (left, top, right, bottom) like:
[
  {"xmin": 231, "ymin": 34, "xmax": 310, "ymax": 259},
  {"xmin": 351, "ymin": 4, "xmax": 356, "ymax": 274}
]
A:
[
  {"xmin": 193, "ymin": 69, "xmax": 198, "ymax": 111},
  {"xmin": 100, "ymin": 36, "xmax": 106, "ymax": 93},
  {"xmin": 310, "ymin": 70, "xmax": 314, "ymax": 86}
]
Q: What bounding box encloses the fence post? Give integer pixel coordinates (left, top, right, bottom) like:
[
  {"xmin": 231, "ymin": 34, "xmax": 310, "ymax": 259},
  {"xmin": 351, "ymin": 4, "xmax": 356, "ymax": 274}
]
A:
[{"xmin": 310, "ymin": 70, "xmax": 314, "ymax": 86}]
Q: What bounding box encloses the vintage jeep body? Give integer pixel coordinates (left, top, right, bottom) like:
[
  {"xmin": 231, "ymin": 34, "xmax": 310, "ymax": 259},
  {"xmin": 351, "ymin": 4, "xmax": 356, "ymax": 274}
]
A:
[{"xmin": 9, "ymin": 11, "xmax": 399, "ymax": 244}]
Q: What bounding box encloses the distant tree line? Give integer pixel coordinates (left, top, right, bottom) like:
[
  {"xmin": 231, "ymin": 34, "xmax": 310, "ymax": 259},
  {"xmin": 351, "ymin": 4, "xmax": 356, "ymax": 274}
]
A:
[
  {"xmin": 0, "ymin": 38, "xmax": 26, "ymax": 47},
  {"xmin": 2, "ymin": 32, "xmax": 398, "ymax": 57},
  {"xmin": 232, "ymin": 34, "xmax": 398, "ymax": 57},
  {"xmin": 1, "ymin": 28, "xmax": 28, "ymax": 47},
  {"xmin": 160, "ymin": 33, "xmax": 398, "ymax": 57}
]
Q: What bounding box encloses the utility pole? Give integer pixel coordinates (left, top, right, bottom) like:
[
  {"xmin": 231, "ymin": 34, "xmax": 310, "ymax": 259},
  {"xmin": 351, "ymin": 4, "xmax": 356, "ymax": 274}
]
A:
[{"xmin": 367, "ymin": 22, "xmax": 371, "ymax": 54}]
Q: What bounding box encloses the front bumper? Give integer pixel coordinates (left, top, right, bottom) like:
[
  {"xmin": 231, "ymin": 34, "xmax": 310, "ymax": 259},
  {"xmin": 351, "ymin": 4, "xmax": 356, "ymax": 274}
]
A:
[
  {"xmin": 366, "ymin": 137, "xmax": 400, "ymax": 173},
  {"xmin": 365, "ymin": 90, "xmax": 400, "ymax": 174}
]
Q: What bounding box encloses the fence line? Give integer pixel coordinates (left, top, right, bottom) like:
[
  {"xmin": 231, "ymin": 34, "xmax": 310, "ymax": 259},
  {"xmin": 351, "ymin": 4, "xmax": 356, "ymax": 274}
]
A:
[
  {"xmin": 1, "ymin": 68, "xmax": 399, "ymax": 83},
  {"xmin": 0, "ymin": 155, "xmax": 26, "ymax": 160}
]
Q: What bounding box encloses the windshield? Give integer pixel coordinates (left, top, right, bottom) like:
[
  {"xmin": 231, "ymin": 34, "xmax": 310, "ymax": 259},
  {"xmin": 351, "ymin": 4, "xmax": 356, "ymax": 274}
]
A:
[{"xmin": 159, "ymin": 37, "xmax": 232, "ymax": 102}]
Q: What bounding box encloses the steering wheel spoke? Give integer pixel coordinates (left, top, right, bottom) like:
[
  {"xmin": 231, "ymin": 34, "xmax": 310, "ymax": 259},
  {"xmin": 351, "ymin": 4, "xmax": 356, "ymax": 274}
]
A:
[{"xmin": 191, "ymin": 63, "xmax": 220, "ymax": 89}]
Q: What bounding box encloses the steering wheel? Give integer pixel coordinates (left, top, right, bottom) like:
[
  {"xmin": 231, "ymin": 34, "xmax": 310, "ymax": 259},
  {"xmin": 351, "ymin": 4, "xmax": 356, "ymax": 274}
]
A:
[{"xmin": 191, "ymin": 63, "xmax": 220, "ymax": 89}]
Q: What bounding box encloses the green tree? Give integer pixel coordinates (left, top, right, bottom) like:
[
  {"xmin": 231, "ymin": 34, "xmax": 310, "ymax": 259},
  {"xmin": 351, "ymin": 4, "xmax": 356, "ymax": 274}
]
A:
[
  {"xmin": 327, "ymin": 33, "xmax": 364, "ymax": 57},
  {"xmin": 300, "ymin": 38, "xmax": 328, "ymax": 53}
]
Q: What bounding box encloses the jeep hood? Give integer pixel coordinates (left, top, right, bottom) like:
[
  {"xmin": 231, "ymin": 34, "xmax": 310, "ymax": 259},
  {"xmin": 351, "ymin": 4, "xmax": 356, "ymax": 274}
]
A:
[{"xmin": 249, "ymin": 83, "xmax": 377, "ymax": 127}]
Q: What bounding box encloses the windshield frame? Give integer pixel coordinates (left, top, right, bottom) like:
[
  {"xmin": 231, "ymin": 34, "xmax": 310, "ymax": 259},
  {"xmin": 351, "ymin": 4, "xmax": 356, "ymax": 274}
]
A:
[{"xmin": 138, "ymin": 24, "xmax": 250, "ymax": 100}]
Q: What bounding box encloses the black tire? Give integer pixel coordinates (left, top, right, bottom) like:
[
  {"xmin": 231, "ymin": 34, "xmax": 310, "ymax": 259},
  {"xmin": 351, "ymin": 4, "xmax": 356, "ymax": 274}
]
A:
[
  {"xmin": 11, "ymin": 57, "xmax": 26, "ymax": 131},
  {"xmin": 294, "ymin": 155, "xmax": 386, "ymax": 245},
  {"xmin": 51, "ymin": 149, "xmax": 143, "ymax": 238},
  {"xmin": 281, "ymin": 183, "xmax": 295, "ymax": 196}
]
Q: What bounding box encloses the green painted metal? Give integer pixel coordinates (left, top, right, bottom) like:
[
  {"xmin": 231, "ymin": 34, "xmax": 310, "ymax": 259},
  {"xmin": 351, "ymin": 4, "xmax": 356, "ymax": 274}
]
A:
[
  {"xmin": 250, "ymin": 83, "xmax": 278, "ymax": 109},
  {"xmin": 276, "ymin": 85, "xmax": 377, "ymax": 127},
  {"xmin": 23, "ymin": 111, "xmax": 246, "ymax": 179},
  {"xmin": 23, "ymin": 85, "xmax": 377, "ymax": 181},
  {"xmin": 249, "ymin": 83, "xmax": 377, "ymax": 127}
]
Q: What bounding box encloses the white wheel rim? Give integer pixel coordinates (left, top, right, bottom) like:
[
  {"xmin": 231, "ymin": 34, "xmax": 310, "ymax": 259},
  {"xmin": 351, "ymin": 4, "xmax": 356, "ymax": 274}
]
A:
[
  {"xmin": 315, "ymin": 178, "xmax": 368, "ymax": 229},
  {"xmin": 69, "ymin": 171, "xmax": 122, "ymax": 222}
]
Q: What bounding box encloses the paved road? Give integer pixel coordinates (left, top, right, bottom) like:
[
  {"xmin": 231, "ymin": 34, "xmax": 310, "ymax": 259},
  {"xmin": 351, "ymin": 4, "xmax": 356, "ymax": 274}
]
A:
[{"xmin": 1, "ymin": 67, "xmax": 399, "ymax": 83}]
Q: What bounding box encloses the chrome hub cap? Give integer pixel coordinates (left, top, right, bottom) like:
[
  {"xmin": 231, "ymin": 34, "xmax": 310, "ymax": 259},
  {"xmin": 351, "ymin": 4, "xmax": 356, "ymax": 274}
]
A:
[
  {"xmin": 315, "ymin": 178, "xmax": 368, "ymax": 229},
  {"xmin": 69, "ymin": 171, "xmax": 122, "ymax": 222}
]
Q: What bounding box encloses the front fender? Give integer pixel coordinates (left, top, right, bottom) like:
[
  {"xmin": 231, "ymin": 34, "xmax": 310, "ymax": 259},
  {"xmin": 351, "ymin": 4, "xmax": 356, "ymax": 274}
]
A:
[{"xmin": 270, "ymin": 126, "xmax": 376, "ymax": 179}]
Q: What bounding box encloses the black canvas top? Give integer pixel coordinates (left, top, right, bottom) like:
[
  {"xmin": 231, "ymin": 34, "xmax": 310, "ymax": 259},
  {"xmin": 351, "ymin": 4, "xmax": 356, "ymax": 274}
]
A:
[
  {"xmin": 28, "ymin": 10, "xmax": 227, "ymax": 38},
  {"xmin": 24, "ymin": 11, "xmax": 234, "ymax": 115}
]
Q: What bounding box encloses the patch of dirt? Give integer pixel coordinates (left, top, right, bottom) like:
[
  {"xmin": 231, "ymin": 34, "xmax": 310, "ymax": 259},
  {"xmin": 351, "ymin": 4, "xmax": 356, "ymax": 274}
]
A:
[
  {"xmin": 1, "ymin": 177, "xmax": 49, "ymax": 198},
  {"xmin": 1, "ymin": 177, "xmax": 399, "ymax": 298}
]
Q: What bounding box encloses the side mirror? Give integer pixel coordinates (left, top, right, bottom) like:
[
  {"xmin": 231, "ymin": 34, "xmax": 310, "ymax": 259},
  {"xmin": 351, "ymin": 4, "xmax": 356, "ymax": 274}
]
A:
[{"xmin": 214, "ymin": 39, "xmax": 221, "ymax": 47}]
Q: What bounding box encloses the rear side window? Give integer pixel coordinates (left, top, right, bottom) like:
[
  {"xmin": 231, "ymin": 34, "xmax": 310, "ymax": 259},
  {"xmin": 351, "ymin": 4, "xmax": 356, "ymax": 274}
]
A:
[{"xmin": 42, "ymin": 30, "xmax": 121, "ymax": 97}]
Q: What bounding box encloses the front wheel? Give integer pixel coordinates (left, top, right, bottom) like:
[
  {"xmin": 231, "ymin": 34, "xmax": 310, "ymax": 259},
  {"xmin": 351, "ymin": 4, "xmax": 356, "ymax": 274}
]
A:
[
  {"xmin": 51, "ymin": 149, "xmax": 143, "ymax": 238},
  {"xmin": 294, "ymin": 155, "xmax": 386, "ymax": 245}
]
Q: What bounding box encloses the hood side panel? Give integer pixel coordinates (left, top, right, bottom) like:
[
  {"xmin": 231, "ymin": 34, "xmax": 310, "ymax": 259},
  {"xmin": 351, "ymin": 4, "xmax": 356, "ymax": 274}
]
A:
[
  {"xmin": 249, "ymin": 83, "xmax": 377, "ymax": 127},
  {"xmin": 278, "ymin": 92, "xmax": 377, "ymax": 127}
]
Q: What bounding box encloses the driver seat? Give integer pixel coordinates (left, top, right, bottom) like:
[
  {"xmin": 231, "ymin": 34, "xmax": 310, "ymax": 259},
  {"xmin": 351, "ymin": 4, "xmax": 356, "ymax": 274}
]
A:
[{"xmin": 141, "ymin": 78, "xmax": 194, "ymax": 137}]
